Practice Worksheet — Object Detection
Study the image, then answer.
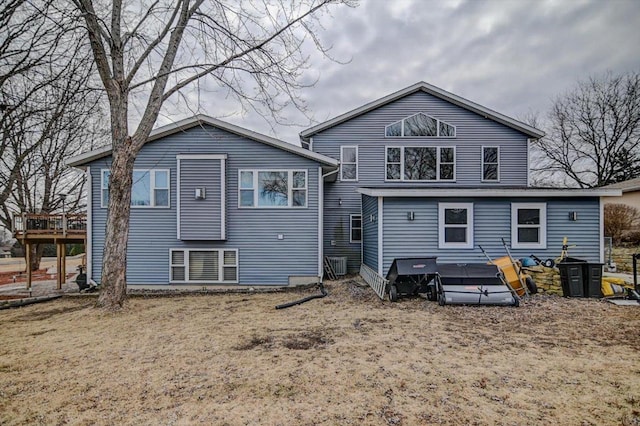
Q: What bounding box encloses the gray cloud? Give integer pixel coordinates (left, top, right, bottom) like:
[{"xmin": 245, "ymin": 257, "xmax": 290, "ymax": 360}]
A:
[{"xmin": 158, "ymin": 0, "xmax": 640, "ymax": 145}]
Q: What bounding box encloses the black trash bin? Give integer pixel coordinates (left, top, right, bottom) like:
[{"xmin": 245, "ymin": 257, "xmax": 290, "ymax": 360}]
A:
[
  {"xmin": 558, "ymin": 258, "xmax": 585, "ymax": 297},
  {"xmin": 583, "ymin": 263, "xmax": 603, "ymax": 298}
]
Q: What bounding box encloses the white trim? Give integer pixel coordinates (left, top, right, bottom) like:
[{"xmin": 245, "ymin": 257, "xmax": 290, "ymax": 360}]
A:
[
  {"xmin": 384, "ymin": 146, "xmax": 456, "ymax": 182},
  {"xmin": 526, "ymin": 138, "xmax": 531, "ymax": 187},
  {"xmin": 67, "ymin": 115, "xmax": 338, "ymax": 168},
  {"xmin": 349, "ymin": 214, "xmax": 362, "ymax": 244},
  {"xmin": 599, "ymin": 197, "xmax": 604, "ymax": 263},
  {"xmin": 511, "ymin": 203, "xmax": 547, "ymax": 249},
  {"xmin": 220, "ymin": 157, "xmax": 226, "ymax": 240},
  {"xmin": 237, "ymin": 169, "xmax": 308, "ymax": 209},
  {"xmin": 176, "ymin": 160, "xmax": 181, "ymax": 239},
  {"xmin": 438, "ymin": 203, "xmax": 474, "ymax": 249},
  {"xmin": 169, "ymin": 248, "xmax": 239, "ymax": 284},
  {"xmin": 360, "ymin": 194, "xmax": 363, "ymax": 266},
  {"xmin": 309, "ymin": 137, "xmax": 314, "ymax": 152},
  {"xmin": 377, "ymin": 197, "xmax": 383, "ymax": 276},
  {"xmin": 384, "ymin": 112, "xmax": 457, "ymax": 138},
  {"xmin": 300, "ymin": 81, "xmax": 545, "ymax": 140},
  {"xmin": 340, "ymin": 145, "xmax": 358, "ymax": 182},
  {"xmin": 318, "ymin": 167, "xmax": 323, "ymax": 277},
  {"xmin": 357, "ymin": 187, "xmax": 622, "ymax": 198},
  {"xmin": 86, "ymin": 166, "xmax": 92, "ymax": 282},
  {"xmin": 101, "ymin": 168, "xmax": 170, "ymax": 208},
  {"xmin": 481, "ymin": 146, "xmax": 500, "ymax": 182},
  {"xmin": 176, "ymin": 154, "xmax": 227, "ymax": 160}
]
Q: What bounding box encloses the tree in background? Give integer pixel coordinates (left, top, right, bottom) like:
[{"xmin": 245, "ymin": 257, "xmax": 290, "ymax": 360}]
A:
[
  {"xmin": 604, "ymin": 203, "xmax": 640, "ymax": 245},
  {"xmin": 1, "ymin": 0, "xmax": 106, "ymax": 270},
  {"xmin": 68, "ymin": 0, "xmax": 355, "ymax": 309},
  {"xmin": 532, "ymin": 72, "xmax": 640, "ymax": 188}
]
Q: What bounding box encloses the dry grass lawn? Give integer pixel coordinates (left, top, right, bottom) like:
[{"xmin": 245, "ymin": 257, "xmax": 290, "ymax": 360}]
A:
[{"xmin": 1, "ymin": 278, "xmax": 639, "ymax": 425}]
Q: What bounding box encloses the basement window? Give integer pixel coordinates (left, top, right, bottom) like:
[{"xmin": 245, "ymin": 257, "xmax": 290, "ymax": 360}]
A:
[{"xmin": 170, "ymin": 249, "xmax": 238, "ymax": 283}]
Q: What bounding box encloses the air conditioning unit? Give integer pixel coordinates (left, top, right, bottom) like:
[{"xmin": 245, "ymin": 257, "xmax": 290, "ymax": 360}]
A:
[{"xmin": 327, "ymin": 256, "xmax": 347, "ymax": 276}]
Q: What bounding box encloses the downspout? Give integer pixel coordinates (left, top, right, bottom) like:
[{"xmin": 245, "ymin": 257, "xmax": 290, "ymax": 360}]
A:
[{"xmin": 318, "ymin": 168, "xmax": 339, "ymax": 278}]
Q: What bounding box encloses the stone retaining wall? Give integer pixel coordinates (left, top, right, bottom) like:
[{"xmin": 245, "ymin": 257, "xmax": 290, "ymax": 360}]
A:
[
  {"xmin": 524, "ymin": 266, "xmax": 563, "ymax": 295},
  {"xmin": 611, "ymin": 247, "xmax": 639, "ymax": 273}
]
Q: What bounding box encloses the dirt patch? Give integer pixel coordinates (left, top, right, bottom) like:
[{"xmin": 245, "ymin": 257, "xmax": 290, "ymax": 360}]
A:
[{"xmin": 0, "ymin": 278, "xmax": 639, "ymax": 425}]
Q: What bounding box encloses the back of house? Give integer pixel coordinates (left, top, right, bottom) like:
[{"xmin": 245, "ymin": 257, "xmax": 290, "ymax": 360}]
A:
[
  {"xmin": 67, "ymin": 116, "xmax": 337, "ymax": 287},
  {"xmin": 301, "ymin": 81, "xmax": 619, "ymax": 280}
]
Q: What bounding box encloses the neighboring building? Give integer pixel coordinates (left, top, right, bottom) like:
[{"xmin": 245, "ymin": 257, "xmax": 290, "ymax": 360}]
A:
[
  {"xmin": 602, "ymin": 177, "xmax": 640, "ymax": 211},
  {"xmin": 68, "ymin": 81, "xmax": 621, "ymax": 289},
  {"xmin": 67, "ymin": 116, "xmax": 338, "ymax": 287},
  {"xmin": 300, "ymin": 81, "xmax": 620, "ymax": 279}
]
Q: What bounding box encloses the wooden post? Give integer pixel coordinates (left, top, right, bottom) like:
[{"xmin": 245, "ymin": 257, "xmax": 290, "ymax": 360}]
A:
[
  {"xmin": 56, "ymin": 242, "xmax": 62, "ymax": 290},
  {"xmin": 61, "ymin": 243, "xmax": 66, "ymax": 287},
  {"xmin": 25, "ymin": 241, "xmax": 32, "ymax": 292}
]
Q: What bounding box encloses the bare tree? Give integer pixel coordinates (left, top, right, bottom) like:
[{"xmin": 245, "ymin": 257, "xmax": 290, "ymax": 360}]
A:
[
  {"xmin": 1, "ymin": 0, "xmax": 106, "ymax": 270},
  {"xmin": 67, "ymin": 0, "xmax": 355, "ymax": 309},
  {"xmin": 532, "ymin": 71, "xmax": 640, "ymax": 188}
]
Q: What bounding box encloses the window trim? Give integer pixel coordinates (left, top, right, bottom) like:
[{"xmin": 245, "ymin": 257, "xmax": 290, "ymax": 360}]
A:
[
  {"xmin": 384, "ymin": 112, "xmax": 456, "ymax": 138},
  {"xmin": 350, "ymin": 214, "xmax": 362, "ymax": 243},
  {"xmin": 169, "ymin": 248, "xmax": 239, "ymax": 284},
  {"xmin": 384, "ymin": 146, "xmax": 456, "ymax": 182},
  {"xmin": 340, "ymin": 146, "xmax": 358, "ymax": 182},
  {"xmin": 481, "ymin": 146, "xmax": 500, "ymax": 182},
  {"xmin": 237, "ymin": 169, "xmax": 308, "ymax": 209},
  {"xmin": 511, "ymin": 203, "xmax": 547, "ymax": 249},
  {"xmin": 438, "ymin": 202, "xmax": 474, "ymax": 249},
  {"xmin": 101, "ymin": 168, "xmax": 170, "ymax": 209}
]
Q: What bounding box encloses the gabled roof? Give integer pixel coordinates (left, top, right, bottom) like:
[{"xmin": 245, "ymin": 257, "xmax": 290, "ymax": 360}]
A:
[
  {"xmin": 601, "ymin": 177, "xmax": 640, "ymax": 193},
  {"xmin": 66, "ymin": 114, "xmax": 339, "ymax": 169},
  {"xmin": 300, "ymin": 81, "xmax": 545, "ymax": 140}
]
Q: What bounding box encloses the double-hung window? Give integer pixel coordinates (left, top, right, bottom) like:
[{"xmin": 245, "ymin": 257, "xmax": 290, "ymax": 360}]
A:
[
  {"xmin": 350, "ymin": 214, "xmax": 362, "ymax": 243},
  {"xmin": 386, "ymin": 147, "xmax": 455, "ymax": 181},
  {"xmin": 170, "ymin": 249, "xmax": 238, "ymax": 283},
  {"xmin": 511, "ymin": 203, "xmax": 546, "ymax": 249},
  {"xmin": 101, "ymin": 169, "xmax": 169, "ymax": 208},
  {"xmin": 340, "ymin": 146, "xmax": 358, "ymax": 181},
  {"xmin": 482, "ymin": 147, "xmax": 499, "ymax": 181},
  {"xmin": 438, "ymin": 203, "xmax": 473, "ymax": 249},
  {"xmin": 239, "ymin": 170, "xmax": 307, "ymax": 208}
]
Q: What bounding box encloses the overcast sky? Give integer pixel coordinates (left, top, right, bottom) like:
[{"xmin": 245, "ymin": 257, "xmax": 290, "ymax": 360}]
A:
[{"xmin": 158, "ymin": 0, "xmax": 640, "ymax": 145}]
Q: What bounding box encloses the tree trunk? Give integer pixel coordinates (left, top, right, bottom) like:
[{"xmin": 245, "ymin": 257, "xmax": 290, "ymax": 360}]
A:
[
  {"xmin": 97, "ymin": 141, "xmax": 135, "ymax": 309},
  {"xmin": 29, "ymin": 244, "xmax": 44, "ymax": 272}
]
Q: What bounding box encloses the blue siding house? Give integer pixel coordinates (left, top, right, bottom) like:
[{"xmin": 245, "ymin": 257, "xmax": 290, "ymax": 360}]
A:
[
  {"xmin": 68, "ymin": 81, "xmax": 620, "ymax": 290},
  {"xmin": 300, "ymin": 81, "xmax": 620, "ymax": 282},
  {"xmin": 67, "ymin": 116, "xmax": 338, "ymax": 287}
]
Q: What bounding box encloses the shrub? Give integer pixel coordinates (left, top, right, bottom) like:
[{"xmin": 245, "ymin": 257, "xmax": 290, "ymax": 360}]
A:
[{"xmin": 605, "ymin": 203, "xmax": 640, "ymax": 244}]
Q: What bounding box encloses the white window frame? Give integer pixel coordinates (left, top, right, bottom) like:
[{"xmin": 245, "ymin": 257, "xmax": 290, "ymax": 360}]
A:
[
  {"xmin": 511, "ymin": 203, "xmax": 547, "ymax": 249},
  {"xmin": 101, "ymin": 168, "xmax": 170, "ymax": 208},
  {"xmin": 384, "ymin": 113, "xmax": 456, "ymax": 138},
  {"xmin": 340, "ymin": 146, "xmax": 358, "ymax": 181},
  {"xmin": 481, "ymin": 146, "xmax": 500, "ymax": 182},
  {"xmin": 438, "ymin": 202, "xmax": 474, "ymax": 249},
  {"xmin": 237, "ymin": 169, "xmax": 307, "ymax": 209},
  {"xmin": 350, "ymin": 214, "xmax": 362, "ymax": 243},
  {"xmin": 169, "ymin": 248, "xmax": 238, "ymax": 284},
  {"xmin": 384, "ymin": 146, "xmax": 456, "ymax": 182}
]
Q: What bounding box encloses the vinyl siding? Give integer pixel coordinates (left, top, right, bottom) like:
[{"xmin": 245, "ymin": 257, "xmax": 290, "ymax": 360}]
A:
[
  {"xmin": 381, "ymin": 197, "xmax": 600, "ymax": 276},
  {"xmin": 362, "ymin": 195, "xmax": 378, "ymax": 271},
  {"xmin": 312, "ymin": 90, "xmax": 532, "ymax": 270},
  {"xmin": 88, "ymin": 124, "xmax": 321, "ymax": 286},
  {"xmin": 179, "ymin": 158, "xmax": 223, "ymax": 240}
]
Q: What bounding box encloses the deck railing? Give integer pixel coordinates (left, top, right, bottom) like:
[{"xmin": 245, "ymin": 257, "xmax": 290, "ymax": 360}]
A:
[{"xmin": 12, "ymin": 213, "xmax": 87, "ymax": 238}]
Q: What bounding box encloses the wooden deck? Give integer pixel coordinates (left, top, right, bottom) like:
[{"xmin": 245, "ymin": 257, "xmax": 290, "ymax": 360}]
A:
[
  {"xmin": 12, "ymin": 213, "xmax": 87, "ymax": 290},
  {"xmin": 13, "ymin": 213, "xmax": 87, "ymax": 242}
]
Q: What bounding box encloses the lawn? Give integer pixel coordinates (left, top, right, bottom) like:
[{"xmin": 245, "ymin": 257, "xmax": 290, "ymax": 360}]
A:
[{"xmin": 1, "ymin": 279, "xmax": 639, "ymax": 425}]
